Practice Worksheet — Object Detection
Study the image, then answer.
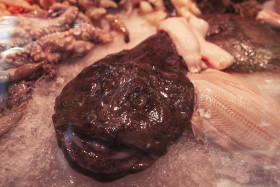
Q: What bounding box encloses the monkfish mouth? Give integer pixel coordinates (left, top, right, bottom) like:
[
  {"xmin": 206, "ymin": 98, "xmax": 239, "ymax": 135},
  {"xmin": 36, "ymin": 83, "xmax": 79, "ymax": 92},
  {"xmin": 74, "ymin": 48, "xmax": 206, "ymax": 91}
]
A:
[
  {"xmin": 60, "ymin": 126, "xmax": 156, "ymax": 182},
  {"xmin": 67, "ymin": 131, "xmax": 139, "ymax": 160}
]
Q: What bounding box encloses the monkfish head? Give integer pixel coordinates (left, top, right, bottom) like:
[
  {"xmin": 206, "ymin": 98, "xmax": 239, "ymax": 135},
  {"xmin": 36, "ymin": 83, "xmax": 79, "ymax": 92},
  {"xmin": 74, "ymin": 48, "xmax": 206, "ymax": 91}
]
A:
[{"xmin": 52, "ymin": 32, "xmax": 194, "ymax": 182}]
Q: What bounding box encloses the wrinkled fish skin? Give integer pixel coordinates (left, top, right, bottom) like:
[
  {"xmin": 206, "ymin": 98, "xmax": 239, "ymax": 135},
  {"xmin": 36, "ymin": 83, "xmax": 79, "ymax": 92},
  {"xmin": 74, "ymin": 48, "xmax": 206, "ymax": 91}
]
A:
[
  {"xmin": 52, "ymin": 31, "xmax": 194, "ymax": 182},
  {"xmin": 196, "ymin": 0, "xmax": 263, "ymax": 17},
  {"xmin": 202, "ymin": 14, "xmax": 280, "ymax": 73}
]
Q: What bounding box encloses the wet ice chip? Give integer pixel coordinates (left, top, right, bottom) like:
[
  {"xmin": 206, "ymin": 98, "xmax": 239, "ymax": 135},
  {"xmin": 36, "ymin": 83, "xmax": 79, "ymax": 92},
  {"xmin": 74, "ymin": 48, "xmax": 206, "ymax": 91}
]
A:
[
  {"xmin": 263, "ymin": 165, "xmax": 278, "ymax": 170},
  {"xmin": 259, "ymin": 121, "xmax": 270, "ymax": 127},
  {"xmin": 160, "ymin": 91, "xmax": 168, "ymax": 98}
]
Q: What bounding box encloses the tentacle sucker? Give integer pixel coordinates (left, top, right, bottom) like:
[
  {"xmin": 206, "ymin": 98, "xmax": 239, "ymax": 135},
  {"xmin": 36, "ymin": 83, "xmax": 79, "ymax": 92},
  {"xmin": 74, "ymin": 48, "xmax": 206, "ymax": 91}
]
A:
[{"xmin": 188, "ymin": 69, "xmax": 280, "ymax": 159}]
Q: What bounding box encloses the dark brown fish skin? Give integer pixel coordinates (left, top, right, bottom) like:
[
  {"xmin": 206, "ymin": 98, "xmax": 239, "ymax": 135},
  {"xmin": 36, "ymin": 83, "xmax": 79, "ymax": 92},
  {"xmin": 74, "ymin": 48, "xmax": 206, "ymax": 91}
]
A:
[
  {"xmin": 196, "ymin": 0, "xmax": 263, "ymax": 17},
  {"xmin": 163, "ymin": 0, "xmax": 178, "ymax": 17},
  {"xmin": 52, "ymin": 31, "xmax": 194, "ymax": 182},
  {"xmin": 201, "ymin": 14, "xmax": 280, "ymax": 73}
]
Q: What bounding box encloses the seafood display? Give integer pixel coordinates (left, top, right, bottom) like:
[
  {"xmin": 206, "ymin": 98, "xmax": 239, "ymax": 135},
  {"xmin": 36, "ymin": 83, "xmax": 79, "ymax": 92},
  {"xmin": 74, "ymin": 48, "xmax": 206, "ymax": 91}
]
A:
[
  {"xmin": 0, "ymin": 2, "xmax": 112, "ymax": 137},
  {"xmin": 0, "ymin": 0, "xmax": 280, "ymax": 186},
  {"xmin": 52, "ymin": 14, "xmax": 280, "ymax": 181},
  {"xmin": 35, "ymin": 0, "xmax": 131, "ymax": 42},
  {"xmin": 58, "ymin": 0, "xmax": 126, "ymax": 21}
]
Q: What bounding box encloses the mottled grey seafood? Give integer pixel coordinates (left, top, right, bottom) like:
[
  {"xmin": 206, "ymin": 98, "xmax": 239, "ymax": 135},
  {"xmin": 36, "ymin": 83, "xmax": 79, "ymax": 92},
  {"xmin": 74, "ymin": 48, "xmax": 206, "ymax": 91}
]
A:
[
  {"xmin": 202, "ymin": 14, "xmax": 280, "ymax": 72},
  {"xmin": 41, "ymin": 0, "xmax": 131, "ymax": 42},
  {"xmin": 0, "ymin": 80, "xmax": 32, "ymax": 137},
  {"xmin": 0, "ymin": 3, "xmax": 112, "ymax": 82},
  {"xmin": 52, "ymin": 31, "xmax": 194, "ymax": 182},
  {"xmin": 0, "ymin": 102, "xmax": 28, "ymax": 137},
  {"xmin": 59, "ymin": 0, "xmax": 126, "ymax": 20},
  {"xmin": 0, "ymin": 3, "xmax": 78, "ymax": 50},
  {"xmin": 0, "ymin": 3, "xmax": 113, "ymax": 138},
  {"xmin": 17, "ymin": 3, "xmax": 78, "ymax": 38},
  {"xmin": 195, "ymin": 0, "xmax": 263, "ymax": 17}
]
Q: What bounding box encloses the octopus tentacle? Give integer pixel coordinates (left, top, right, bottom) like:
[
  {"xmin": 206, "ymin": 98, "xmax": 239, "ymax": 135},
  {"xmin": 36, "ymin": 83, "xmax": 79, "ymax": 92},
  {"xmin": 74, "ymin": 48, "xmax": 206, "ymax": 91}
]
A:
[
  {"xmin": 0, "ymin": 3, "xmax": 80, "ymax": 51},
  {"xmin": 105, "ymin": 14, "xmax": 130, "ymax": 43},
  {"xmin": 2, "ymin": 37, "xmax": 32, "ymax": 50},
  {"xmin": 16, "ymin": 3, "xmax": 79, "ymax": 38},
  {"xmin": 68, "ymin": 24, "xmax": 113, "ymax": 44},
  {"xmin": 188, "ymin": 69, "xmax": 280, "ymax": 159},
  {"xmin": 0, "ymin": 23, "xmax": 112, "ymax": 79},
  {"xmin": 0, "ymin": 23, "xmax": 112, "ymax": 84},
  {"xmin": 74, "ymin": 12, "xmax": 93, "ymax": 26},
  {"xmin": 0, "ymin": 62, "xmax": 44, "ymax": 83},
  {"xmin": 0, "ymin": 80, "xmax": 32, "ymax": 137},
  {"xmin": 0, "ymin": 102, "xmax": 28, "ymax": 137},
  {"xmin": 8, "ymin": 62, "xmax": 43, "ymax": 82},
  {"xmin": 30, "ymin": 24, "xmax": 112, "ymax": 64},
  {"xmin": 0, "ymin": 47, "xmax": 32, "ymax": 69}
]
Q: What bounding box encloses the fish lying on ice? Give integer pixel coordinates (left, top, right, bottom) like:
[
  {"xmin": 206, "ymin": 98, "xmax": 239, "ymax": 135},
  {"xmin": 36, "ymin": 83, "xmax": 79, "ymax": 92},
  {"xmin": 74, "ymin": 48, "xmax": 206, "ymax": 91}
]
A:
[{"xmin": 52, "ymin": 22, "xmax": 280, "ymax": 181}]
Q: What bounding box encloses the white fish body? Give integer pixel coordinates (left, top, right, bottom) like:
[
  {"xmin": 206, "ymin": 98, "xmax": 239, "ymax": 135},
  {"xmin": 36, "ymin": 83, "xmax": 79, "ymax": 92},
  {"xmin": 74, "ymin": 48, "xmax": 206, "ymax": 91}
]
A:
[{"xmin": 188, "ymin": 69, "xmax": 280, "ymax": 159}]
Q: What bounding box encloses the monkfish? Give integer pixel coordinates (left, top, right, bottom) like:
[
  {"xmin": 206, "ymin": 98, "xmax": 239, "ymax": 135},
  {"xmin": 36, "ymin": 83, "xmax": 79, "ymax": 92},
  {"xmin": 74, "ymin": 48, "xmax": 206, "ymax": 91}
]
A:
[{"xmin": 52, "ymin": 31, "xmax": 194, "ymax": 182}]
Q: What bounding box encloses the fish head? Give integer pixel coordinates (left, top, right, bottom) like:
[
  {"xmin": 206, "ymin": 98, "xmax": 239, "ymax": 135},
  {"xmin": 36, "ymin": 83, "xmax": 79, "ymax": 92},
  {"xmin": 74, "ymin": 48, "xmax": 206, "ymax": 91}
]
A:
[{"xmin": 52, "ymin": 62, "xmax": 194, "ymax": 181}]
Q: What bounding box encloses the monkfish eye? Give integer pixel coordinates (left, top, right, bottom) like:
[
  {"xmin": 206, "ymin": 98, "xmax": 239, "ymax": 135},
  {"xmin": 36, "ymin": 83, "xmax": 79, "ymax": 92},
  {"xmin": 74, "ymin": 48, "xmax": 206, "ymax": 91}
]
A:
[
  {"xmin": 131, "ymin": 92, "xmax": 146, "ymax": 107},
  {"xmin": 136, "ymin": 95, "xmax": 145, "ymax": 106}
]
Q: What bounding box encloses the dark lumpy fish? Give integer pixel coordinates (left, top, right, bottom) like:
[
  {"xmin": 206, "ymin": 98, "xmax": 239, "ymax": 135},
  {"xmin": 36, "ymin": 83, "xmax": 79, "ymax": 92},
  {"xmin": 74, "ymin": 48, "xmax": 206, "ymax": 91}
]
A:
[
  {"xmin": 195, "ymin": 0, "xmax": 264, "ymax": 17},
  {"xmin": 52, "ymin": 31, "xmax": 194, "ymax": 182},
  {"xmin": 202, "ymin": 14, "xmax": 280, "ymax": 73}
]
